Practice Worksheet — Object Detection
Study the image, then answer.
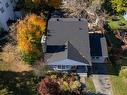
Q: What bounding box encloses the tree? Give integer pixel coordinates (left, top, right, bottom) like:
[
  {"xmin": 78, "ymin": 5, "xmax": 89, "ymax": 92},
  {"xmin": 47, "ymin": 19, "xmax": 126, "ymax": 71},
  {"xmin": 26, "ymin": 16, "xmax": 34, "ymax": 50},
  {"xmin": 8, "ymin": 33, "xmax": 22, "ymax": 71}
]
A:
[
  {"xmin": 16, "ymin": 0, "xmax": 43, "ymax": 13},
  {"xmin": 61, "ymin": 0, "xmax": 89, "ymax": 18},
  {"xmin": 15, "ymin": 14, "xmax": 46, "ymax": 64},
  {"xmin": 37, "ymin": 77, "xmax": 60, "ymax": 95},
  {"xmin": 110, "ymin": 0, "xmax": 127, "ymax": 13},
  {"xmin": 45, "ymin": 0, "xmax": 61, "ymax": 9}
]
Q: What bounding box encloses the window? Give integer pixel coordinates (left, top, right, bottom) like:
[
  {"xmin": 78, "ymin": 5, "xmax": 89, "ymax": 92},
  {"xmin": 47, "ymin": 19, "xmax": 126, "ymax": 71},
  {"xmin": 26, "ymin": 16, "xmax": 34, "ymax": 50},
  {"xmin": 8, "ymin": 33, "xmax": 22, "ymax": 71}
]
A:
[
  {"xmin": 58, "ymin": 65, "xmax": 61, "ymax": 69},
  {"xmin": 62, "ymin": 66, "xmax": 65, "ymax": 69},
  {"xmin": 0, "ymin": 7, "xmax": 4, "ymax": 13},
  {"xmin": 57, "ymin": 65, "xmax": 68, "ymax": 69},
  {"xmin": 5, "ymin": 3, "xmax": 9, "ymax": 8},
  {"xmin": 10, "ymin": 0, "xmax": 13, "ymax": 3}
]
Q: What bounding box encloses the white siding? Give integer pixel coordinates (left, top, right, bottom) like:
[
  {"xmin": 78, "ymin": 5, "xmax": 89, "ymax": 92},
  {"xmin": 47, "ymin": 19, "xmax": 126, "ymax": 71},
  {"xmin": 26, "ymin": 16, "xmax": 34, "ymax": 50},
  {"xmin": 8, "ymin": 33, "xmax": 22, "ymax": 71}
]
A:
[{"xmin": 0, "ymin": 0, "xmax": 18, "ymax": 31}]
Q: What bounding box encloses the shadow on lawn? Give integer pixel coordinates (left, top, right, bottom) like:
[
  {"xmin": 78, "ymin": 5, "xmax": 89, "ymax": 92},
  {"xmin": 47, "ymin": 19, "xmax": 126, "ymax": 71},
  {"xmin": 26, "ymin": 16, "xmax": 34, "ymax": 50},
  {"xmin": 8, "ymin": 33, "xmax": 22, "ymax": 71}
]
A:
[{"xmin": 0, "ymin": 71, "xmax": 38, "ymax": 95}]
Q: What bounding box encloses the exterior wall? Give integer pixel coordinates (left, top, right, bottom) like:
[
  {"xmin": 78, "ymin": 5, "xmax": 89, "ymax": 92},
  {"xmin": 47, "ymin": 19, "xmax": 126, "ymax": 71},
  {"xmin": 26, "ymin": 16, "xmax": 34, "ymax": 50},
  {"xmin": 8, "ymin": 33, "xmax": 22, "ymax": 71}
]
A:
[
  {"xmin": 52, "ymin": 65, "xmax": 72, "ymax": 71},
  {"xmin": 0, "ymin": 0, "xmax": 18, "ymax": 31},
  {"xmin": 50, "ymin": 65, "xmax": 88, "ymax": 77},
  {"xmin": 92, "ymin": 56, "xmax": 107, "ymax": 63}
]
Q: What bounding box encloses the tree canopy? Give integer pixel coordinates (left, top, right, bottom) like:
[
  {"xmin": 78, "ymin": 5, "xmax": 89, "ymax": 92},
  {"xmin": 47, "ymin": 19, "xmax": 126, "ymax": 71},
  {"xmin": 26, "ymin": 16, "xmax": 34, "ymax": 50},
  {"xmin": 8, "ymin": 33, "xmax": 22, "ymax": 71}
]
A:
[
  {"xmin": 110, "ymin": 0, "xmax": 127, "ymax": 13},
  {"xmin": 16, "ymin": 14, "xmax": 46, "ymax": 64}
]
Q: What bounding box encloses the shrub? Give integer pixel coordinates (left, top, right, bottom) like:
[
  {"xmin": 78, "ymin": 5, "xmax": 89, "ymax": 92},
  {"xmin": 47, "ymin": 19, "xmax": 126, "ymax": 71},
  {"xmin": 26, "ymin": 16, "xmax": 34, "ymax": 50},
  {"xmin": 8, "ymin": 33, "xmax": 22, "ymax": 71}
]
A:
[
  {"xmin": 119, "ymin": 66, "xmax": 127, "ymax": 78},
  {"xmin": 37, "ymin": 77, "xmax": 60, "ymax": 95},
  {"xmin": 38, "ymin": 73, "xmax": 81, "ymax": 95}
]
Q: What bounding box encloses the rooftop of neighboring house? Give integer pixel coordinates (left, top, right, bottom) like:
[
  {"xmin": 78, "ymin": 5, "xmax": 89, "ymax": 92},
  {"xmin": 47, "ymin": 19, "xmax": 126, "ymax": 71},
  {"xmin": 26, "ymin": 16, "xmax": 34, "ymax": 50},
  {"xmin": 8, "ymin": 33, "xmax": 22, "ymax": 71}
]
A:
[{"xmin": 44, "ymin": 18, "xmax": 91, "ymax": 66}]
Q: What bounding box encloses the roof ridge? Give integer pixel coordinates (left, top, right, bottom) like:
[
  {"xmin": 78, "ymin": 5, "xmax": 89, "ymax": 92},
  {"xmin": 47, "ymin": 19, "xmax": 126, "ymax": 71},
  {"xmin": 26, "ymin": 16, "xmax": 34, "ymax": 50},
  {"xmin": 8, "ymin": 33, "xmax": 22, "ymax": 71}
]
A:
[{"xmin": 65, "ymin": 41, "xmax": 89, "ymax": 64}]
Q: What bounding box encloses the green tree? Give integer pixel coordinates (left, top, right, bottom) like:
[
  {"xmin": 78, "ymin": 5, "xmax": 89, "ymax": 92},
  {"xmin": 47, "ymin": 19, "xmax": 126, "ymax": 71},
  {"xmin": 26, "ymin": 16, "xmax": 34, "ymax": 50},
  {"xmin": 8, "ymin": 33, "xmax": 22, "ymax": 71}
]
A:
[{"xmin": 110, "ymin": 0, "xmax": 127, "ymax": 13}]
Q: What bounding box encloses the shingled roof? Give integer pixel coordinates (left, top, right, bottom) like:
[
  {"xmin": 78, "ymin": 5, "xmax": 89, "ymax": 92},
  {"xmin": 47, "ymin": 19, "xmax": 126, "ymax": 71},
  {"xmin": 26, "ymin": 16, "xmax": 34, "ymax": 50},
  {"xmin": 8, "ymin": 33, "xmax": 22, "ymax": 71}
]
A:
[{"xmin": 45, "ymin": 18, "xmax": 91, "ymax": 66}]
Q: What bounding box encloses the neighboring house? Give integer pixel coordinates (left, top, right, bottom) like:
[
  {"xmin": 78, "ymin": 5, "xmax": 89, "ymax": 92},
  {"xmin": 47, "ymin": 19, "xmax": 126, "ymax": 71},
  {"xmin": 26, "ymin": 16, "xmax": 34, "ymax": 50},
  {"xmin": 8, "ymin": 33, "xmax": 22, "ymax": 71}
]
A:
[
  {"xmin": 0, "ymin": 0, "xmax": 22, "ymax": 31},
  {"xmin": 90, "ymin": 33, "xmax": 108, "ymax": 63},
  {"xmin": 41, "ymin": 18, "xmax": 108, "ymax": 76}
]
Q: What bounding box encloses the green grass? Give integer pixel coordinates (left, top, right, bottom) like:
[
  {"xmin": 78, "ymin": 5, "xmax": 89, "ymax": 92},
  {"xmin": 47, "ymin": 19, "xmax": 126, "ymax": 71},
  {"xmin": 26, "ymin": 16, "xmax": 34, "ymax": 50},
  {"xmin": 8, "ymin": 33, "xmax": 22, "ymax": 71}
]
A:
[
  {"xmin": 85, "ymin": 78, "xmax": 96, "ymax": 92},
  {"xmin": 110, "ymin": 76, "xmax": 127, "ymax": 95},
  {"xmin": 107, "ymin": 63, "xmax": 127, "ymax": 95}
]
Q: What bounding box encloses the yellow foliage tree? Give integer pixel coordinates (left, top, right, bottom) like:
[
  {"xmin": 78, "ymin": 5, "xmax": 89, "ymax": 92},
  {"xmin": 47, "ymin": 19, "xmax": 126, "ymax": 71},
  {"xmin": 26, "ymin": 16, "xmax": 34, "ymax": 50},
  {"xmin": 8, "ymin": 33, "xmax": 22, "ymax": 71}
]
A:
[{"xmin": 16, "ymin": 14, "xmax": 46, "ymax": 64}]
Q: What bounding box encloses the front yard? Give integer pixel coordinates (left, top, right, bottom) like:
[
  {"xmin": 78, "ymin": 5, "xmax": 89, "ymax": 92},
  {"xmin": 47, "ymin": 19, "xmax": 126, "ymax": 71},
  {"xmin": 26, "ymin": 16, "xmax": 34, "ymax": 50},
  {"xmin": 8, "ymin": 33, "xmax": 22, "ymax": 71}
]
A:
[
  {"xmin": 108, "ymin": 64, "xmax": 127, "ymax": 95},
  {"xmin": 110, "ymin": 75, "xmax": 127, "ymax": 95},
  {"xmin": 85, "ymin": 78, "xmax": 96, "ymax": 93}
]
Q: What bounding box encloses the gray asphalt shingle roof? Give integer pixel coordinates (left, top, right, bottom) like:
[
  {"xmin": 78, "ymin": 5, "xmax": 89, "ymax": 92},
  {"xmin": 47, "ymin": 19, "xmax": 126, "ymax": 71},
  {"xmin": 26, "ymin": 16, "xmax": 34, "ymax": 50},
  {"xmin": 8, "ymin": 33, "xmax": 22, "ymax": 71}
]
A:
[{"xmin": 45, "ymin": 18, "xmax": 91, "ymax": 66}]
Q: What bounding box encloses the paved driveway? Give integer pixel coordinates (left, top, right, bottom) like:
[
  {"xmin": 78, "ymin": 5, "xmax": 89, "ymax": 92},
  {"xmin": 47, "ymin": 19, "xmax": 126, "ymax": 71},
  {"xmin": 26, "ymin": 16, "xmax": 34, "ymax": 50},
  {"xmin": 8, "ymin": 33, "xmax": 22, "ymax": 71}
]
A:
[{"xmin": 92, "ymin": 64, "xmax": 113, "ymax": 95}]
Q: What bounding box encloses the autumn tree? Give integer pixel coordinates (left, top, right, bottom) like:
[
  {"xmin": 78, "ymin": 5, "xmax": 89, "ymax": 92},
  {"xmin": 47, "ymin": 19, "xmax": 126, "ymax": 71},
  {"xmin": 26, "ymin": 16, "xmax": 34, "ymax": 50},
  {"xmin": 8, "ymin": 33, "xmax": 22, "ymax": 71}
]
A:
[
  {"xmin": 37, "ymin": 77, "xmax": 60, "ymax": 95},
  {"xmin": 15, "ymin": 14, "xmax": 46, "ymax": 64},
  {"xmin": 110, "ymin": 0, "xmax": 127, "ymax": 13}
]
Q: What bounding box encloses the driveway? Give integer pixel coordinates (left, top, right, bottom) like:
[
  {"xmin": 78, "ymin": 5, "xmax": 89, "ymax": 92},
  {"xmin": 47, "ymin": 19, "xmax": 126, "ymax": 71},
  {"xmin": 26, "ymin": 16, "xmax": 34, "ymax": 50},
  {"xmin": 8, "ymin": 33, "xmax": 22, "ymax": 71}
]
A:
[{"xmin": 92, "ymin": 64, "xmax": 113, "ymax": 95}]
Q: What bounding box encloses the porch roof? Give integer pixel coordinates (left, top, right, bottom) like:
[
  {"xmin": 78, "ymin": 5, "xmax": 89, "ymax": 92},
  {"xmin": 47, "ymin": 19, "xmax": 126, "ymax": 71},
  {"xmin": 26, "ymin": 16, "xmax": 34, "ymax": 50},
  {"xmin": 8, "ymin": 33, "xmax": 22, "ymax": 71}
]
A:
[{"xmin": 47, "ymin": 59, "xmax": 89, "ymax": 66}]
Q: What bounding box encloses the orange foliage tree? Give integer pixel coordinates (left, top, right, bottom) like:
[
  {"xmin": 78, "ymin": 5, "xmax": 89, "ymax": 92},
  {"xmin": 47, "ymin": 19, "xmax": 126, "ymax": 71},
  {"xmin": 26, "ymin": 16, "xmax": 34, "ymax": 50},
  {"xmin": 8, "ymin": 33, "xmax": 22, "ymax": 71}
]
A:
[{"xmin": 16, "ymin": 14, "xmax": 46, "ymax": 64}]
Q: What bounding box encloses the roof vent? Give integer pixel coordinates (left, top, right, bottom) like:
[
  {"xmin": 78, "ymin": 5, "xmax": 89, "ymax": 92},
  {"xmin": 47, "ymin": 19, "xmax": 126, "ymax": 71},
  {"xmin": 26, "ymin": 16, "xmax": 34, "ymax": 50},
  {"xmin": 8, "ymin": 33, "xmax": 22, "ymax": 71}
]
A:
[
  {"xmin": 41, "ymin": 35, "xmax": 46, "ymax": 44},
  {"xmin": 57, "ymin": 19, "xmax": 59, "ymax": 21},
  {"xmin": 79, "ymin": 18, "xmax": 81, "ymax": 21}
]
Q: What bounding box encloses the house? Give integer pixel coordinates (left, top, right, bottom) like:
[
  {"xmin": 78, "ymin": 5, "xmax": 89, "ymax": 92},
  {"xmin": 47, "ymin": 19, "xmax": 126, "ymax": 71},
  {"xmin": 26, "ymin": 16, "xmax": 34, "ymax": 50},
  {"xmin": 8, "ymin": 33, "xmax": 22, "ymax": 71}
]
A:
[
  {"xmin": 0, "ymin": 0, "xmax": 22, "ymax": 31},
  {"xmin": 42, "ymin": 18, "xmax": 108, "ymax": 76},
  {"xmin": 42, "ymin": 18, "xmax": 91, "ymax": 76}
]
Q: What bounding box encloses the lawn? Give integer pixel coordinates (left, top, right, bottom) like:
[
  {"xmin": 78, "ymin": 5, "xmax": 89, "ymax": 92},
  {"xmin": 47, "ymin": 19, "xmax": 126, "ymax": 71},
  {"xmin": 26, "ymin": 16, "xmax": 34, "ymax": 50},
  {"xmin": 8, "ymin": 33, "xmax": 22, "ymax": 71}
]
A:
[
  {"xmin": 110, "ymin": 75, "xmax": 127, "ymax": 95},
  {"xmin": 107, "ymin": 63, "xmax": 127, "ymax": 95},
  {"xmin": 85, "ymin": 78, "xmax": 96, "ymax": 93},
  {"xmin": 0, "ymin": 61, "xmax": 38, "ymax": 95}
]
